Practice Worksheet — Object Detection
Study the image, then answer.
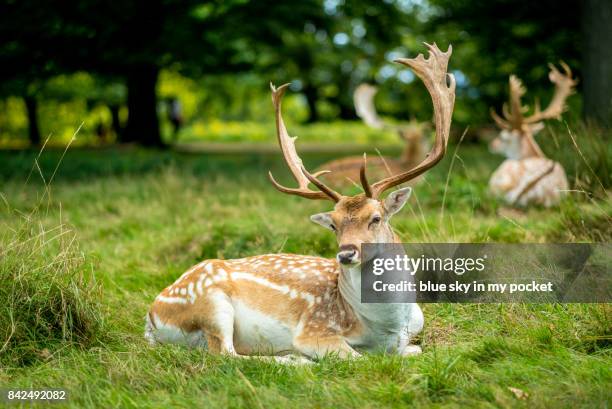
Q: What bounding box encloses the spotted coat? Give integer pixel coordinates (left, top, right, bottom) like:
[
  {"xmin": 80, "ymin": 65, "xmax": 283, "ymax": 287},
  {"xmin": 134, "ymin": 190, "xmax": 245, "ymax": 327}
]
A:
[{"xmin": 146, "ymin": 254, "xmax": 368, "ymax": 358}]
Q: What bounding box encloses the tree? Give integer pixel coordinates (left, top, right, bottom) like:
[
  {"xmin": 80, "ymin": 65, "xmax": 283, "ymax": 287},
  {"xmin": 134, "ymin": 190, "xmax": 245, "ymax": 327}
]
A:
[
  {"xmin": 262, "ymin": 0, "xmax": 414, "ymax": 123},
  {"xmin": 23, "ymin": 95, "xmax": 40, "ymax": 144},
  {"xmin": 1, "ymin": 81, "xmax": 45, "ymax": 146},
  {"xmin": 582, "ymin": 0, "xmax": 612, "ymax": 127},
  {"xmin": 0, "ymin": 0, "xmax": 323, "ymax": 146},
  {"xmin": 426, "ymin": 0, "xmax": 612, "ymax": 128},
  {"xmin": 0, "ymin": 0, "xmax": 63, "ymax": 145},
  {"xmin": 427, "ymin": 0, "xmax": 581, "ymax": 126}
]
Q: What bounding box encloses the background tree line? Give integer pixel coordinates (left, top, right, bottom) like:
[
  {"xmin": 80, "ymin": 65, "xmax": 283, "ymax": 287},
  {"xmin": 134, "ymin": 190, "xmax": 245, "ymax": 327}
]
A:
[{"xmin": 0, "ymin": 0, "xmax": 610, "ymax": 147}]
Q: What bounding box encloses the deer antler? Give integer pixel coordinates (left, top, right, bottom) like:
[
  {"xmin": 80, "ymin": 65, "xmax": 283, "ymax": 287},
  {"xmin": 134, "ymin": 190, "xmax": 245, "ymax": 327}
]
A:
[
  {"xmin": 354, "ymin": 84, "xmax": 387, "ymax": 130},
  {"xmin": 268, "ymin": 83, "xmax": 342, "ymax": 202},
  {"xmin": 490, "ymin": 75, "xmax": 527, "ymax": 130},
  {"xmin": 508, "ymin": 75, "xmax": 528, "ymax": 129},
  {"xmin": 490, "ymin": 62, "xmax": 576, "ymax": 131},
  {"xmin": 524, "ymin": 62, "xmax": 577, "ymax": 124},
  {"xmin": 490, "ymin": 108, "xmax": 511, "ymax": 130},
  {"xmin": 362, "ymin": 43, "xmax": 456, "ymax": 199}
]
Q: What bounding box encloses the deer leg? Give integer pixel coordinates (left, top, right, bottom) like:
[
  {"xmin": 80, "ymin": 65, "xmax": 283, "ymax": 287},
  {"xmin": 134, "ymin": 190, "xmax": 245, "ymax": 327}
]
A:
[
  {"xmin": 205, "ymin": 331, "xmax": 312, "ymax": 365},
  {"xmin": 293, "ymin": 333, "xmax": 361, "ymax": 359},
  {"xmin": 199, "ymin": 289, "xmax": 237, "ymax": 355},
  {"xmin": 397, "ymin": 304, "xmax": 424, "ymax": 356},
  {"xmin": 202, "ymin": 290, "xmax": 312, "ymax": 364}
]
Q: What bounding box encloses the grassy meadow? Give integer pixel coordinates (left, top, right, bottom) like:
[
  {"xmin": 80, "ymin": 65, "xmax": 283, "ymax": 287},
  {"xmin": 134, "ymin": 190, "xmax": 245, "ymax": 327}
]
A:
[{"xmin": 0, "ymin": 122, "xmax": 610, "ymax": 408}]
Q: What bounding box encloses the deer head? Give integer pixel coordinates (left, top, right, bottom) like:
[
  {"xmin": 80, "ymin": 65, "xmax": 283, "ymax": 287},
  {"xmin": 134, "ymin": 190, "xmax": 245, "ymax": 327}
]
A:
[
  {"xmin": 399, "ymin": 120, "xmax": 431, "ymax": 142},
  {"xmin": 269, "ymin": 43, "xmax": 455, "ymax": 266},
  {"xmin": 490, "ymin": 62, "xmax": 577, "ymax": 159}
]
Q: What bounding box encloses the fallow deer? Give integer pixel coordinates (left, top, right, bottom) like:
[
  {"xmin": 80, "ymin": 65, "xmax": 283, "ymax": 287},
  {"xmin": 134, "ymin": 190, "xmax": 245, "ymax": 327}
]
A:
[
  {"xmin": 145, "ymin": 43, "xmax": 455, "ymax": 363},
  {"xmin": 489, "ymin": 63, "xmax": 577, "ymax": 207},
  {"xmin": 316, "ymin": 83, "xmax": 430, "ymax": 188}
]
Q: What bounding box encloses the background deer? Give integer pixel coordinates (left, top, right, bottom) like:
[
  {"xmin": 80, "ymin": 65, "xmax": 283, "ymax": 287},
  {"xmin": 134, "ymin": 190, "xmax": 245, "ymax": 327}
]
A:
[
  {"xmin": 145, "ymin": 44, "xmax": 455, "ymax": 363},
  {"xmin": 489, "ymin": 63, "xmax": 577, "ymax": 207},
  {"xmin": 316, "ymin": 83, "xmax": 430, "ymax": 188}
]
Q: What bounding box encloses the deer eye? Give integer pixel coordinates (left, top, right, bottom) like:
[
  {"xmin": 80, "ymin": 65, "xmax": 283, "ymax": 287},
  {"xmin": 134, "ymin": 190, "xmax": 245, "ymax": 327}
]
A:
[
  {"xmin": 329, "ymin": 224, "xmax": 337, "ymax": 231},
  {"xmin": 370, "ymin": 216, "xmax": 381, "ymax": 226}
]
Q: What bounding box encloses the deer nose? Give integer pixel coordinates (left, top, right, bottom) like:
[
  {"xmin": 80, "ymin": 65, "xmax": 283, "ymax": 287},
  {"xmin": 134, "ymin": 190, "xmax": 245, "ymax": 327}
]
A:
[{"xmin": 337, "ymin": 245, "xmax": 359, "ymax": 265}]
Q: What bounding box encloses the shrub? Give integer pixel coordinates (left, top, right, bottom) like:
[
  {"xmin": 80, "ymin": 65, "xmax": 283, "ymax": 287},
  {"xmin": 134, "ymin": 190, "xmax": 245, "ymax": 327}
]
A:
[{"xmin": 0, "ymin": 209, "xmax": 103, "ymax": 366}]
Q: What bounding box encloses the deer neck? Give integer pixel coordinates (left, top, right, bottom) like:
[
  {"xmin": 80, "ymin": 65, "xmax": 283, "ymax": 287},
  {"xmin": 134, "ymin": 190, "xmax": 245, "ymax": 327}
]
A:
[
  {"xmin": 520, "ymin": 131, "xmax": 545, "ymax": 159},
  {"xmin": 400, "ymin": 137, "xmax": 423, "ymax": 167},
  {"xmin": 336, "ymin": 233, "xmax": 410, "ymax": 344}
]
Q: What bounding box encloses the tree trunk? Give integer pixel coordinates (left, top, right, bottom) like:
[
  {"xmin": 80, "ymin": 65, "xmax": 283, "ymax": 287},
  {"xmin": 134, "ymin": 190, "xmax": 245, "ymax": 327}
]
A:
[
  {"xmin": 109, "ymin": 104, "xmax": 122, "ymax": 141},
  {"xmin": 124, "ymin": 65, "xmax": 164, "ymax": 146},
  {"xmin": 337, "ymin": 101, "xmax": 357, "ymax": 120},
  {"xmin": 582, "ymin": 0, "xmax": 612, "ymax": 127},
  {"xmin": 24, "ymin": 95, "xmax": 41, "ymax": 145},
  {"xmin": 303, "ymin": 84, "xmax": 319, "ymax": 123}
]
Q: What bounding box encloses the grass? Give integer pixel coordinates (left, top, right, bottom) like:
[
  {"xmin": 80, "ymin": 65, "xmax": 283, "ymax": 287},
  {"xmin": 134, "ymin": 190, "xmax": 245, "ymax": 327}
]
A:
[
  {"xmin": 0, "ymin": 124, "xmax": 610, "ymax": 407},
  {"xmin": 0, "ymin": 210, "xmax": 103, "ymax": 367}
]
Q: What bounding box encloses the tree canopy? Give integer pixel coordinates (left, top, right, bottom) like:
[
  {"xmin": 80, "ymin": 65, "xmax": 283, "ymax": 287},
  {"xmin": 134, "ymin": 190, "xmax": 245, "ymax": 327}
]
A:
[{"xmin": 0, "ymin": 0, "xmax": 609, "ymax": 146}]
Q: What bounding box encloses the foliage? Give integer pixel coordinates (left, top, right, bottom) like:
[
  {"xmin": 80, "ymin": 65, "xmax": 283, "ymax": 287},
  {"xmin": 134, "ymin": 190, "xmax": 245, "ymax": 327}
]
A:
[
  {"xmin": 2, "ymin": 0, "xmax": 606, "ymax": 147},
  {"xmin": 427, "ymin": 0, "xmax": 582, "ymax": 124},
  {"xmin": 264, "ymin": 0, "xmax": 417, "ymax": 122},
  {"xmin": 0, "ymin": 0, "xmax": 326, "ymax": 145}
]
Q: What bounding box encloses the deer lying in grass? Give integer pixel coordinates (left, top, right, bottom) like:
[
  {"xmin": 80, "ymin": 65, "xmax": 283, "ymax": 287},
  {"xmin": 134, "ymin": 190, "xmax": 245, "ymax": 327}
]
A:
[
  {"xmin": 489, "ymin": 63, "xmax": 577, "ymax": 207},
  {"xmin": 145, "ymin": 43, "xmax": 455, "ymax": 363},
  {"xmin": 316, "ymin": 83, "xmax": 430, "ymax": 188}
]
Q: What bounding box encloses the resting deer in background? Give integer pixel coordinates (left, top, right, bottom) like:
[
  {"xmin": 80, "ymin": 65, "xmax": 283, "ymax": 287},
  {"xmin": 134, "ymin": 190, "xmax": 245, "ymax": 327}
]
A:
[
  {"xmin": 316, "ymin": 83, "xmax": 430, "ymax": 188},
  {"xmin": 146, "ymin": 44, "xmax": 455, "ymax": 363},
  {"xmin": 489, "ymin": 63, "xmax": 577, "ymax": 207}
]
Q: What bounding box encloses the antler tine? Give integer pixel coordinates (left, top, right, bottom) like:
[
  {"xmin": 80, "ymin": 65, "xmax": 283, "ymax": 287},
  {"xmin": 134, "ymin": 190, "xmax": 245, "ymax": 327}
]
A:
[
  {"xmin": 490, "ymin": 107, "xmax": 512, "ymax": 130},
  {"xmin": 524, "ymin": 62, "xmax": 577, "ymax": 124},
  {"xmin": 360, "ymin": 153, "xmax": 373, "ymax": 197},
  {"xmin": 507, "ymin": 75, "xmax": 528, "ymax": 129},
  {"xmin": 300, "ymin": 166, "xmax": 342, "ymax": 201},
  {"xmin": 366, "ymin": 42, "xmax": 455, "ymax": 199},
  {"xmin": 268, "ymin": 82, "xmax": 342, "ymax": 202},
  {"xmin": 501, "ymin": 102, "xmax": 513, "ymax": 122},
  {"xmin": 490, "ymin": 74, "xmax": 531, "ymax": 131}
]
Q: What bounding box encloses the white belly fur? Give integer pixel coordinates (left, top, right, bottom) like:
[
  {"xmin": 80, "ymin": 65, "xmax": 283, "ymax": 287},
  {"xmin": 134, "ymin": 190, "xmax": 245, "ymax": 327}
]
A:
[{"xmin": 232, "ymin": 300, "xmax": 294, "ymax": 355}]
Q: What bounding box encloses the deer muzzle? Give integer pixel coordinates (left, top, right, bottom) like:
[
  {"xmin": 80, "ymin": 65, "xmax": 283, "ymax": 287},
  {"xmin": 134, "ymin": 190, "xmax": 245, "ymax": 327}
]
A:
[{"xmin": 337, "ymin": 244, "xmax": 360, "ymax": 265}]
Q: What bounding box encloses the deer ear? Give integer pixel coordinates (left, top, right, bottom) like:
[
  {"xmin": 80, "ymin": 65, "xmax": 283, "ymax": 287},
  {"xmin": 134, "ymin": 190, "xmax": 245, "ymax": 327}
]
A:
[
  {"xmin": 310, "ymin": 212, "xmax": 335, "ymax": 231},
  {"xmin": 383, "ymin": 187, "xmax": 412, "ymax": 217}
]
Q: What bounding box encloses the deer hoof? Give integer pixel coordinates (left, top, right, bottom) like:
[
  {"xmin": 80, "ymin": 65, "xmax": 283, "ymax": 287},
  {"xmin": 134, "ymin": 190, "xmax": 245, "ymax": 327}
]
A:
[{"xmin": 401, "ymin": 345, "xmax": 422, "ymax": 356}]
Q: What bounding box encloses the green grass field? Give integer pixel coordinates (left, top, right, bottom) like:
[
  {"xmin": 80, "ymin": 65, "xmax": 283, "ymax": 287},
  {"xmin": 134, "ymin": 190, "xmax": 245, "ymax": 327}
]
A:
[{"xmin": 0, "ymin": 136, "xmax": 610, "ymax": 407}]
